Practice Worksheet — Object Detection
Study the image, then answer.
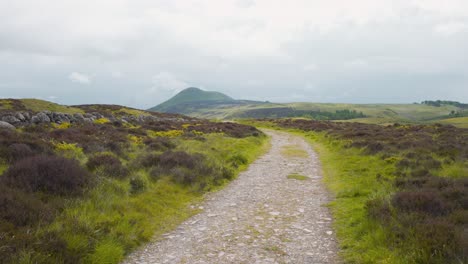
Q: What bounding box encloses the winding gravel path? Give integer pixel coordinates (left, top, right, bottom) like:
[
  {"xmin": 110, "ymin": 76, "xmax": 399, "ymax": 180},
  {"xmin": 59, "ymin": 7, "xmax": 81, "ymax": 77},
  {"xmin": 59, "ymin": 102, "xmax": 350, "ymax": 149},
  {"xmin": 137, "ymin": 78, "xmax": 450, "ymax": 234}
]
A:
[{"xmin": 123, "ymin": 130, "xmax": 339, "ymax": 264}]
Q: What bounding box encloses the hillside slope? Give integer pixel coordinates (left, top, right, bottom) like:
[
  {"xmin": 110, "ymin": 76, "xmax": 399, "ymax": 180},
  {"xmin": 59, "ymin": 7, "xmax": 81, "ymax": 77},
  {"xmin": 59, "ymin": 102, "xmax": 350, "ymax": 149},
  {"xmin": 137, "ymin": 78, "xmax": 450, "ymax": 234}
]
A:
[{"xmin": 148, "ymin": 87, "xmax": 273, "ymax": 116}]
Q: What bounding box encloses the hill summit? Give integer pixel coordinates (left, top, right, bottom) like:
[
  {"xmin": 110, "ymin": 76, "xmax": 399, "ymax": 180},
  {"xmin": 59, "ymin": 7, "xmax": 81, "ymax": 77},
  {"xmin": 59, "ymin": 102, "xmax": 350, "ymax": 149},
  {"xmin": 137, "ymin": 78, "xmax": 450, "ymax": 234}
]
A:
[{"xmin": 149, "ymin": 87, "xmax": 240, "ymax": 114}]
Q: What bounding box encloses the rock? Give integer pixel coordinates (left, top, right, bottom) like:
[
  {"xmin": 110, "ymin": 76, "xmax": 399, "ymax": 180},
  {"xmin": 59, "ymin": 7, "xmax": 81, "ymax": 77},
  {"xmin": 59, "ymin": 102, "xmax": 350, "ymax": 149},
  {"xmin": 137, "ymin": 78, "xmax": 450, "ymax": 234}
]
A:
[
  {"xmin": 22, "ymin": 112, "xmax": 30, "ymax": 120},
  {"xmin": 2, "ymin": 115, "xmax": 20, "ymax": 124},
  {"xmin": 14, "ymin": 112, "xmax": 25, "ymax": 121},
  {"xmin": 73, "ymin": 113, "xmax": 85, "ymax": 121},
  {"xmin": 326, "ymin": 231, "xmax": 333, "ymax": 235},
  {"xmin": 0, "ymin": 121, "xmax": 15, "ymax": 130},
  {"xmin": 31, "ymin": 112, "xmax": 51, "ymax": 124}
]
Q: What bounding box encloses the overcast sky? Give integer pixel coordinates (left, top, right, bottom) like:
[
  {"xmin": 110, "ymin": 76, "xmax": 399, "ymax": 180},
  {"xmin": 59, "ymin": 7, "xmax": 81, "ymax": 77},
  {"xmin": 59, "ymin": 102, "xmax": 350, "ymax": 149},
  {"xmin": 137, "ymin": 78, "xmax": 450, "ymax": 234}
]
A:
[{"xmin": 1, "ymin": 0, "xmax": 468, "ymax": 108}]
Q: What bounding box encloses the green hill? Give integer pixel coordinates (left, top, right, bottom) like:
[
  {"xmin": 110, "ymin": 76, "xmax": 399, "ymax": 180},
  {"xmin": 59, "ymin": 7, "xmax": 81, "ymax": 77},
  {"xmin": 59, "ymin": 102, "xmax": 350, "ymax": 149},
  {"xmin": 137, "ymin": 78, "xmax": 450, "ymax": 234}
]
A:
[
  {"xmin": 148, "ymin": 88, "xmax": 468, "ymax": 127},
  {"xmin": 149, "ymin": 87, "xmax": 238, "ymax": 114}
]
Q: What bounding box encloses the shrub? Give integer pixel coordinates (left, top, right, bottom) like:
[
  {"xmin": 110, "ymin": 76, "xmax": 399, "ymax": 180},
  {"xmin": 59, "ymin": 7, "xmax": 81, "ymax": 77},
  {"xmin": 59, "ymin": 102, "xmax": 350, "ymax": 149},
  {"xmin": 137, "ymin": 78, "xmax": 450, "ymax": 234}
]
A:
[
  {"xmin": 7, "ymin": 143, "xmax": 34, "ymax": 162},
  {"xmin": 1, "ymin": 155, "xmax": 91, "ymax": 195},
  {"xmin": 87, "ymin": 153, "xmax": 129, "ymax": 179},
  {"xmin": 0, "ymin": 185, "xmax": 53, "ymax": 226},
  {"xmin": 158, "ymin": 151, "xmax": 204, "ymax": 170},
  {"xmin": 365, "ymin": 197, "xmax": 393, "ymax": 223},
  {"xmin": 87, "ymin": 153, "xmax": 120, "ymax": 171},
  {"xmin": 143, "ymin": 137, "xmax": 176, "ymax": 151},
  {"xmin": 54, "ymin": 142, "xmax": 86, "ymax": 161},
  {"xmin": 392, "ymin": 191, "xmax": 452, "ymax": 216},
  {"xmin": 129, "ymin": 175, "xmax": 147, "ymax": 194},
  {"xmin": 414, "ymin": 219, "xmax": 465, "ymax": 262},
  {"xmin": 135, "ymin": 153, "xmax": 160, "ymax": 168},
  {"xmin": 93, "ymin": 118, "xmax": 110, "ymax": 124}
]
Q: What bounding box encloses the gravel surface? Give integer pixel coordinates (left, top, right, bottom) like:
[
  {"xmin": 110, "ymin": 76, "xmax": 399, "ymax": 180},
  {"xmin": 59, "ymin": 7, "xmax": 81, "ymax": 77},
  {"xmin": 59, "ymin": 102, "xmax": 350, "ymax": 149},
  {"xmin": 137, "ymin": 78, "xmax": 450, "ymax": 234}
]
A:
[{"xmin": 123, "ymin": 130, "xmax": 339, "ymax": 264}]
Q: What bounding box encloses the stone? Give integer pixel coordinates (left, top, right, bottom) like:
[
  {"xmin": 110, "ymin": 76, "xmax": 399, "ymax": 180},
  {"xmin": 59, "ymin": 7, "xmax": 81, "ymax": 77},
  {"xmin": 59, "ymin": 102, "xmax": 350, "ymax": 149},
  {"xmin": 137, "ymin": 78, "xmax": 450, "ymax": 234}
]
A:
[
  {"xmin": 14, "ymin": 112, "xmax": 25, "ymax": 121},
  {"xmin": 73, "ymin": 113, "xmax": 85, "ymax": 121},
  {"xmin": 31, "ymin": 112, "xmax": 51, "ymax": 124},
  {"xmin": 0, "ymin": 121, "xmax": 15, "ymax": 130},
  {"xmin": 1, "ymin": 115, "xmax": 20, "ymax": 124}
]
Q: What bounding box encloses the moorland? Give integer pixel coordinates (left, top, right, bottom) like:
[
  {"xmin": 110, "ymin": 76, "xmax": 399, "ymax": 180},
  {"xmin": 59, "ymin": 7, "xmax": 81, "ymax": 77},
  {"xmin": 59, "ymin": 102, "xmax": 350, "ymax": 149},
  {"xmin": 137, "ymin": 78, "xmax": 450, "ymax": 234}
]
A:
[{"xmin": 0, "ymin": 92, "xmax": 467, "ymax": 264}]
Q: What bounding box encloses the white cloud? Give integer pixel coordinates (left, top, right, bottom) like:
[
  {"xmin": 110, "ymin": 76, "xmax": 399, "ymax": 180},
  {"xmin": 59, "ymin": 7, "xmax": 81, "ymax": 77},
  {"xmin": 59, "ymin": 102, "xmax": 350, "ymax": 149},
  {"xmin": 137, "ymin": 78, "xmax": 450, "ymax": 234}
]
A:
[
  {"xmin": 434, "ymin": 22, "xmax": 468, "ymax": 36},
  {"xmin": 1, "ymin": 0, "xmax": 468, "ymax": 106},
  {"xmin": 150, "ymin": 72, "xmax": 189, "ymax": 94},
  {"xmin": 69, "ymin": 72, "xmax": 91, "ymax": 84},
  {"xmin": 303, "ymin": 64, "xmax": 319, "ymax": 72}
]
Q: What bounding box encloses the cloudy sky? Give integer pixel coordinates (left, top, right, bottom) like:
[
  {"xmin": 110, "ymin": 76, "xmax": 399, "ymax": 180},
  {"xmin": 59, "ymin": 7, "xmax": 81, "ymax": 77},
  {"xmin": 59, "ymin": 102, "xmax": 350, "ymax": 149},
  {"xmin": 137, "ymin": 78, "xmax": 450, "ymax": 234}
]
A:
[{"xmin": 1, "ymin": 0, "xmax": 468, "ymax": 108}]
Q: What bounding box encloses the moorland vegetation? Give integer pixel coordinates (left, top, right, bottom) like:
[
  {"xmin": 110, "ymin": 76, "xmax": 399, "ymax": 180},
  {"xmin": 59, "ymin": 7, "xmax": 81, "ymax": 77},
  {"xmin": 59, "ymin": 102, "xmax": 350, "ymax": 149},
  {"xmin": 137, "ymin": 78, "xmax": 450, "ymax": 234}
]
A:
[
  {"xmin": 0, "ymin": 103, "xmax": 267, "ymax": 264},
  {"xmin": 250, "ymin": 119, "xmax": 467, "ymax": 263}
]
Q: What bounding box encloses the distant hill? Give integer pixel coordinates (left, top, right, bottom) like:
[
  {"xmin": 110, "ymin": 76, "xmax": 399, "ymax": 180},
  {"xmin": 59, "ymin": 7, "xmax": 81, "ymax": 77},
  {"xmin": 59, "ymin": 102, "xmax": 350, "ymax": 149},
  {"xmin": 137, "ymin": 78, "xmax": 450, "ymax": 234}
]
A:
[
  {"xmin": 148, "ymin": 87, "xmax": 271, "ymax": 115},
  {"xmin": 148, "ymin": 89, "xmax": 468, "ymax": 127}
]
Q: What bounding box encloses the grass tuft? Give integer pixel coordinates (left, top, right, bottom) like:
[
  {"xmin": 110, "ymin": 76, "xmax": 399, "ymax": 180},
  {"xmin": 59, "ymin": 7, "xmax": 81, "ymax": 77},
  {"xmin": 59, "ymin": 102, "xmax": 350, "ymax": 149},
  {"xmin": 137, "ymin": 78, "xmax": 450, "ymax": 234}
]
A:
[
  {"xmin": 287, "ymin": 173, "xmax": 309, "ymax": 180},
  {"xmin": 281, "ymin": 145, "xmax": 308, "ymax": 158}
]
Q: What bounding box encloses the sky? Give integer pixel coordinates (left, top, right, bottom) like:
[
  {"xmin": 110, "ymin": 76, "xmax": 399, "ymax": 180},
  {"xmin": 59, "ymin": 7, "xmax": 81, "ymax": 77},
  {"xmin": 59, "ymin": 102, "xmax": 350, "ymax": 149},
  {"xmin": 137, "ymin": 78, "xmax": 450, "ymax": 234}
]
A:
[{"xmin": 0, "ymin": 0, "xmax": 468, "ymax": 108}]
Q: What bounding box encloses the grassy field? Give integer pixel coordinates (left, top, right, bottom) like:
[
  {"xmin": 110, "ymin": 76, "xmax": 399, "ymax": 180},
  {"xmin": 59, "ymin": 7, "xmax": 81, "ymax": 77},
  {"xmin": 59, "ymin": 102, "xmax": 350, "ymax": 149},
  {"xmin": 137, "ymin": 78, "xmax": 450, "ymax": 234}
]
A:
[
  {"xmin": 437, "ymin": 117, "xmax": 468, "ymax": 128},
  {"xmin": 0, "ymin": 99, "xmax": 84, "ymax": 113},
  {"xmin": 173, "ymin": 100, "xmax": 468, "ymax": 127}
]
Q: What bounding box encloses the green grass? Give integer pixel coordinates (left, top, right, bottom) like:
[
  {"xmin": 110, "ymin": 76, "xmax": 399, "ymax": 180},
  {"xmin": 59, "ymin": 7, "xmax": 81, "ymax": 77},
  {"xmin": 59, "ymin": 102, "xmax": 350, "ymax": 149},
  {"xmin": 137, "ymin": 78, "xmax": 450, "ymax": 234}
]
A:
[
  {"xmin": 281, "ymin": 145, "xmax": 308, "ymax": 158},
  {"xmin": 437, "ymin": 161, "xmax": 468, "ymax": 179},
  {"xmin": 116, "ymin": 108, "xmax": 151, "ymax": 116},
  {"xmin": 177, "ymin": 133, "xmax": 269, "ymax": 175},
  {"xmin": 178, "ymin": 100, "xmax": 461, "ymax": 124},
  {"xmin": 287, "ymin": 173, "xmax": 309, "ymax": 180},
  {"xmin": 20, "ymin": 99, "xmax": 84, "ymax": 113},
  {"xmin": 150, "ymin": 87, "xmax": 235, "ymax": 112},
  {"xmin": 293, "ymin": 131, "xmax": 402, "ymax": 263},
  {"xmin": 0, "ymin": 163, "xmax": 7, "ymax": 174},
  {"xmin": 37, "ymin": 177, "xmax": 197, "ymax": 263},
  {"xmin": 437, "ymin": 116, "xmax": 468, "ymax": 128}
]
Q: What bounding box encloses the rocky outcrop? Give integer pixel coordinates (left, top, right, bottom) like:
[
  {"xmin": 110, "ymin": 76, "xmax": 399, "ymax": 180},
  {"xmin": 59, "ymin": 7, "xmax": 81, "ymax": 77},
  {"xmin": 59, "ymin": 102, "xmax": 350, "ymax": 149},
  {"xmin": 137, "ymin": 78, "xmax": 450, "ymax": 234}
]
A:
[
  {"xmin": 0, "ymin": 110, "xmax": 189, "ymax": 128},
  {"xmin": 0, "ymin": 121, "xmax": 16, "ymax": 130}
]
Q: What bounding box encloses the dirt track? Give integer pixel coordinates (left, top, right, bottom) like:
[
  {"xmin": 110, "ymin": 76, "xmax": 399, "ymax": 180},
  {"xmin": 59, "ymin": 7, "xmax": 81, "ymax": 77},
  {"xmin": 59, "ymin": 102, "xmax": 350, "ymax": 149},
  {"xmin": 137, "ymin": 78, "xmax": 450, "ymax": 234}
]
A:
[{"xmin": 123, "ymin": 130, "xmax": 339, "ymax": 264}]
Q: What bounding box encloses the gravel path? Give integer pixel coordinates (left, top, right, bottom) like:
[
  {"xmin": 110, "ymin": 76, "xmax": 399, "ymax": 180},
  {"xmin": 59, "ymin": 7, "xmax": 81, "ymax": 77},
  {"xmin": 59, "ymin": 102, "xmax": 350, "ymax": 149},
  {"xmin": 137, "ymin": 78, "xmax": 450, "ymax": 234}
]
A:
[{"xmin": 123, "ymin": 130, "xmax": 339, "ymax": 264}]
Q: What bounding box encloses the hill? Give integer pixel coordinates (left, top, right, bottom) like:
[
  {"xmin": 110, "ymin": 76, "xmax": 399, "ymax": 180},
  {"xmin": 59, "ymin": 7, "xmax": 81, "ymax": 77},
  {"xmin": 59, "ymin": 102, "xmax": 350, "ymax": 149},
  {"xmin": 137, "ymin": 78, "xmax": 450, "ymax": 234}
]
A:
[
  {"xmin": 148, "ymin": 87, "xmax": 273, "ymax": 115},
  {"xmin": 148, "ymin": 89, "xmax": 468, "ymax": 127}
]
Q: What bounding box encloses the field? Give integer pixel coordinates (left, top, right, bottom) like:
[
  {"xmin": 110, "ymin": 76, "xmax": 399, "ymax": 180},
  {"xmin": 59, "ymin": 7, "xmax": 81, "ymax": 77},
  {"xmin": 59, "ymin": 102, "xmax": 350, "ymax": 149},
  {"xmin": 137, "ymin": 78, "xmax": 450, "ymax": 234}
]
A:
[
  {"xmin": 0, "ymin": 103, "xmax": 268, "ymax": 264},
  {"xmin": 248, "ymin": 119, "xmax": 468, "ymax": 263},
  {"xmin": 172, "ymin": 100, "xmax": 468, "ymax": 127}
]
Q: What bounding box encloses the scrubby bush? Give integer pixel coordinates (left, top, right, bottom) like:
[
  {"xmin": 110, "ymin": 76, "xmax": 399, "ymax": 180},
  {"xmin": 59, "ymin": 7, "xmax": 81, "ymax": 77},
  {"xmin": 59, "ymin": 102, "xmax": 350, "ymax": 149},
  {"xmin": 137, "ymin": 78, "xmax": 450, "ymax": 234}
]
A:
[
  {"xmin": 0, "ymin": 185, "xmax": 53, "ymax": 226},
  {"xmin": 392, "ymin": 191, "xmax": 452, "ymax": 216},
  {"xmin": 7, "ymin": 143, "xmax": 34, "ymax": 162},
  {"xmin": 87, "ymin": 153, "xmax": 129, "ymax": 179},
  {"xmin": 158, "ymin": 151, "xmax": 204, "ymax": 170},
  {"xmin": 1, "ymin": 155, "xmax": 91, "ymax": 195},
  {"xmin": 143, "ymin": 137, "xmax": 176, "ymax": 151},
  {"xmin": 129, "ymin": 175, "xmax": 147, "ymax": 194}
]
